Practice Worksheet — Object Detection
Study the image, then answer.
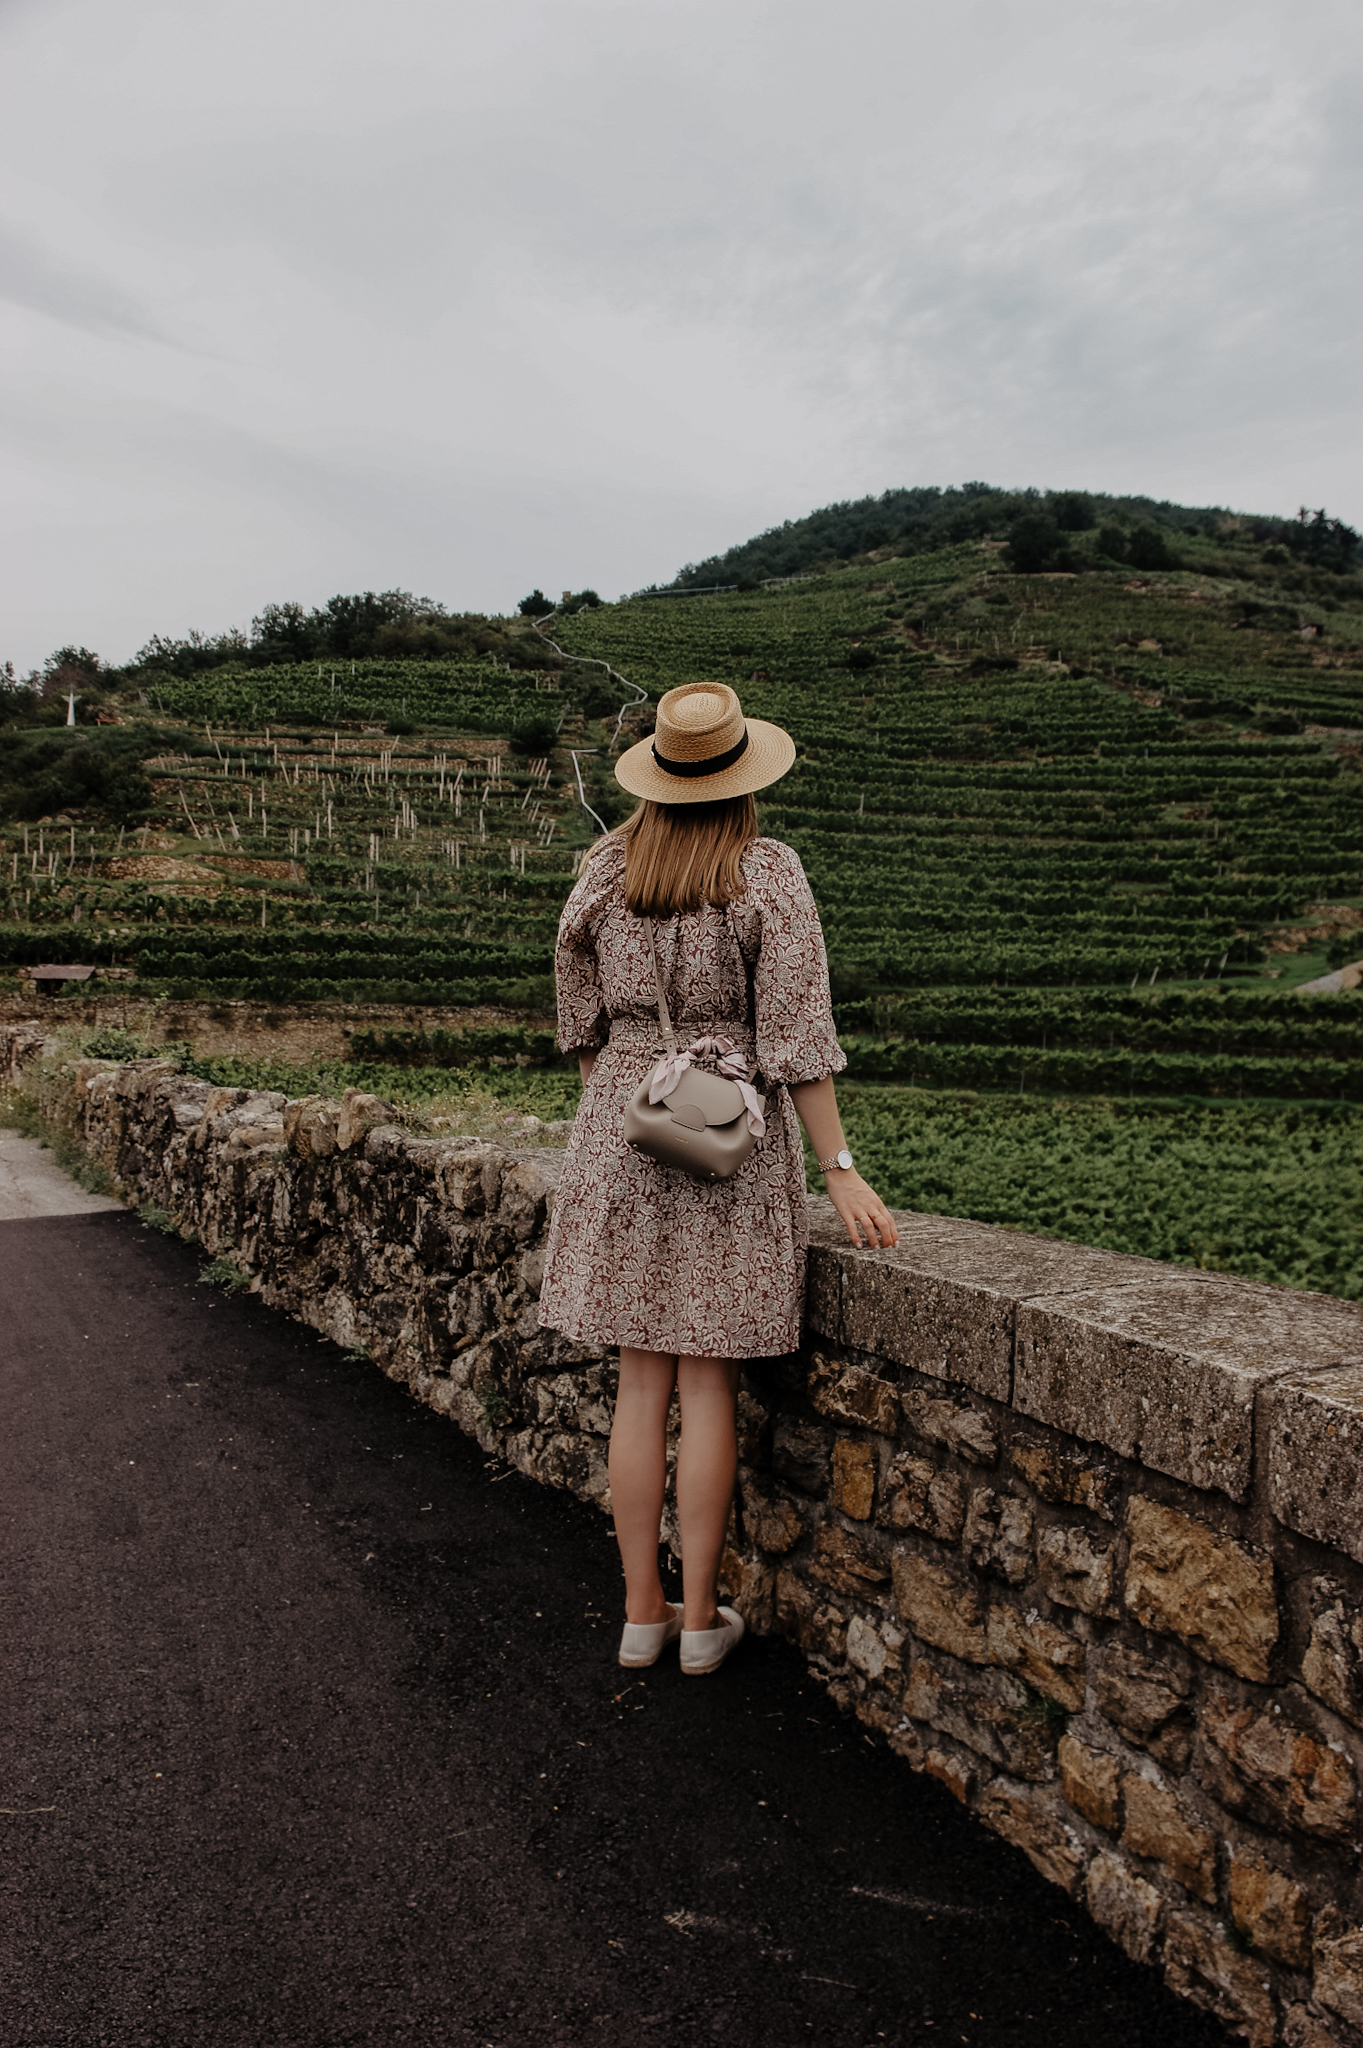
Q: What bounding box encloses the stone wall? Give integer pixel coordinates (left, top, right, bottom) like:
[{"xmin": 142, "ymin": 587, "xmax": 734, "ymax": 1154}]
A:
[{"xmin": 7, "ymin": 1025, "xmax": 1363, "ymax": 2048}]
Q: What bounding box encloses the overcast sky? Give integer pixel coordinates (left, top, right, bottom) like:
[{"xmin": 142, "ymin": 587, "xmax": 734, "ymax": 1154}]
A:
[{"xmin": 1, "ymin": 0, "xmax": 1360, "ymax": 671}]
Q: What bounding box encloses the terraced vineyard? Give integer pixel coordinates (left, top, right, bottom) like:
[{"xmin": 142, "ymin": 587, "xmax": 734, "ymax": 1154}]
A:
[
  {"xmin": 0, "ymin": 671, "xmax": 588, "ymax": 1006},
  {"xmin": 3, "ymin": 515, "xmax": 1362, "ymax": 1292}
]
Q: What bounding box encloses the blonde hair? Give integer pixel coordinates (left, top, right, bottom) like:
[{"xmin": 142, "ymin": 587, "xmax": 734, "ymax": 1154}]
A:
[{"xmin": 600, "ymin": 795, "xmax": 759, "ymax": 916}]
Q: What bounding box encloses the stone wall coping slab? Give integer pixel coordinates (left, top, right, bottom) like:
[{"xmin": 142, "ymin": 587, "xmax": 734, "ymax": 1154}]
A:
[
  {"xmin": 1265, "ymin": 1364, "xmax": 1363, "ymax": 1565},
  {"xmin": 1015, "ymin": 1278, "xmax": 1363, "ymax": 1502}
]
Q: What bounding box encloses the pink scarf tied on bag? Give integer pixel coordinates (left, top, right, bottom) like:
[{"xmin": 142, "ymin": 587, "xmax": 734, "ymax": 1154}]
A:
[{"xmin": 648, "ymin": 1034, "xmax": 766, "ymax": 1137}]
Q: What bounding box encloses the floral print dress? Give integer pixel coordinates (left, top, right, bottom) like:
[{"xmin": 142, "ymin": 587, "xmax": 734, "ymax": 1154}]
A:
[{"xmin": 538, "ymin": 835, "xmax": 845, "ymax": 1359}]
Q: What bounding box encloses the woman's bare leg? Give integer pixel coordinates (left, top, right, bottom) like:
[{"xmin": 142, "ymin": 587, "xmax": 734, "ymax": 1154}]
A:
[
  {"xmin": 675, "ymin": 1355, "xmax": 741, "ymax": 1632},
  {"xmin": 610, "ymin": 1346, "xmax": 678, "ymax": 1625}
]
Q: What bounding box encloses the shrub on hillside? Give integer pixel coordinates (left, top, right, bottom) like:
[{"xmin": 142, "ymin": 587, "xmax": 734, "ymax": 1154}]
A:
[
  {"xmin": 123, "ymin": 590, "xmax": 553, "ymax": 677},
  {"xmin": 509, "ymin": 712, "xmax": 560, "ymax": 754},
  {"xmin": 1127, "ymin": 523, "xmax": 1180, "ymax": 571},
  {"xmin": 1286, "ymin": 509, "xmax": 1361, "ymax": 575},
  {"xmin": 0, "ymin": 726, "xmax": 160, "ymax": 822},
  {"xmin": 1050, "ymin": 492, "xmax": 1097, "ymax": 532},
  {"xmin": 1007, "ymin": 513, "xmax": 1071, "ymax": 574}
]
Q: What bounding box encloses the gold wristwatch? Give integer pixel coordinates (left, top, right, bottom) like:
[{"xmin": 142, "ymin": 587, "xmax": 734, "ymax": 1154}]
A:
[{"xmin": 817, "ymin": 1149, "xmax": 854, "ymax": 1173}]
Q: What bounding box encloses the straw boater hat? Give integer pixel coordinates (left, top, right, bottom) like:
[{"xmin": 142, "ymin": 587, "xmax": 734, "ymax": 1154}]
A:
[{"xmin": 614, "ymin": 682, "xmax": 796, "ymax": 804}]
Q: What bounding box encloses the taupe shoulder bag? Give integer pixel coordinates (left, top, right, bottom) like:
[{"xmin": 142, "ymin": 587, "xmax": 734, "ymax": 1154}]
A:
[{"xmin": 622, "ymin": 917, "xmax": 767, "ymax": 1183}]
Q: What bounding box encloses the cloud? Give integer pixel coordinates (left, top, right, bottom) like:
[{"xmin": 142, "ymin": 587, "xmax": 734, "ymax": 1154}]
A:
[
  {"xmin": 0, "ymin": 0, "xmax": 1359, "ymax": 667},
  {"xmin": 0, "ymin": 219, "xmax": 176, "ymax": 342}
]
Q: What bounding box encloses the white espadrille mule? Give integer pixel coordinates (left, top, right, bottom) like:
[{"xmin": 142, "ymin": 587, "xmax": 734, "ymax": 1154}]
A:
[
  {"xmin": 679, "ymin": 1606, "xmax": 745, "ymax": 1677},
  {"xmin": 618, "ymin": 1602, "xmax": 684, "ymax": 1668}
]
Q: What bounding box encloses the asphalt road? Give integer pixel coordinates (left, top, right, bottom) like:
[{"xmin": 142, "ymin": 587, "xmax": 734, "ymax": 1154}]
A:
[{"xmin": 0, "ymin": 1133, "xmax": 1225, "ymax": 2048}]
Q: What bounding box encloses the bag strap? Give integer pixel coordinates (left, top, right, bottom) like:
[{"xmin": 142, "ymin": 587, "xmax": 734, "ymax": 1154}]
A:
[{"xmin": 644, "ymin": 920, "xmax": 678, "ymax": 1057}]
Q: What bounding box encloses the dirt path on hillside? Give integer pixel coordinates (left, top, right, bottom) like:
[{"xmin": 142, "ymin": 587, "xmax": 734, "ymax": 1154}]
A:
[{"xmin": 0, "ymin": 1141, "xmax": 1222, "ymax": 2048}]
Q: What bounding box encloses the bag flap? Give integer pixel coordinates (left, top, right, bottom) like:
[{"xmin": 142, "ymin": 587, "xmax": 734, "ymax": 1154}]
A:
[{"xmin": 663, "ymin": 1065, "xmax": 745, "ymax": 1128}]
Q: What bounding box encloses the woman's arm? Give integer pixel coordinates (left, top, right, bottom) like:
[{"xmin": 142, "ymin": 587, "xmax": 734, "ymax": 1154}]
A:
[
  {"xmin": 787, "ymin": 1075, "xmax": 899, "ymax": 1250},
  {"xmin": 578, "ymin": 1050, "xmax": 597, "ymax": 1087}
]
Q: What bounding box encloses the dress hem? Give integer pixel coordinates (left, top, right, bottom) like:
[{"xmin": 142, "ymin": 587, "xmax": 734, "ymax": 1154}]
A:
[{"xmin": 536, "ymin": 1306, "xmax": 802, "ymax": 1361}]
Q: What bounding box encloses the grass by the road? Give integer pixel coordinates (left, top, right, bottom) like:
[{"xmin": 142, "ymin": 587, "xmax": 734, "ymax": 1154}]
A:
[{"xmin": 832, "ymin": 1083, "xmax": 1362, "ymax": 1300}]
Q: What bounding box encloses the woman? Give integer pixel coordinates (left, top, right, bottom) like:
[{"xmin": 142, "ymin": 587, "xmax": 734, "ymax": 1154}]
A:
[{"xmin": 539, "ymin": 681, "xmax": 898, "ymax": 1678}]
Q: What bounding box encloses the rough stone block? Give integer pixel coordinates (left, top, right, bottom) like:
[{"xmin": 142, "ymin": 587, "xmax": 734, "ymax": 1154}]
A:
[
  {"xmin": 536, "ymin": 1431, "xmax": 609, "ymax": 1504},
  {"xmin": 1282, "ymin": 2005, "xmax": 1347, "ymax": 2048},
  {"xmin": 1017, "ymin": 1271, "xmax": 1361, "ymax": 1501},
  {"xmin": 775, "ymin": 1568, "xmax": 848, "ymax": 1665},
  {"xmin": 809, "ymin": 1523, "xmax": 890, "ymax": 1596},
  {"xmin": 1093, "ymin": 1639, "xmax": 1193, "ymax": 1769},
  {"xmin": 735, "ymin": 1388, "xmax": 771, "ymax": 1466},
  {"xmin": 224, "ymin": 1118, "xmax": 285, "ymax": 1155},
  {"xmin": 877, "ymin": 1455, "xmax": 966, "ymax": 1543},
  {"xmin": 771, "ymin": 1415, "xmax": 831, "ymax": 1496},
  {"xmin": 924, "ymin": 1748, "xmax": 976, "ymax": 1803},
  {"xmin": 283, "ymin": 1093, "xmax": 340, "ymax": 1160},
  {"xmin": 718, "ymin": 1550, "xmax": 776, "ymax": 1633},
  {"xmin": 161, "ymin": 1077, "xmax": 211, "ymax": 1130},
  {"xmin": 739, "ymin": 1475, "xmax": 805, "ymax": 1557},
  {"xmin": 1085, "ymin": 1850, "xmax": 1163, "ymax": 1964},
  {"xmin": 854, "ymin": 1687, "xmax": 903, "ymax": 1737},
  {"xmin": 1266, "ymin": 1365, "xmax": 1363, "ymax": 1567},
  {"xmin": 901, "ymin": 1389, "xmax": 999, "ymax": 1465},
  {"xmin": 1302, "ymin": 1580, "xmax": 1363, "ymax": 1729},
  {"xmin": 1059, "ymin": 1732, "xmax": 1121, "ymax": 1831},
  {"xmin": 1121, "ymin": 1772, "xmax": 1217, "ymax": 1903},
  {"xmin": 1124, "ymin": 1496, "xmax": 1278, "ymax": 1683},
  {"xmin": 887, "ymin": 1719, "xmax": 927, "ymax": 1768},
  {"xmin": 363, "ymin": 1125, "xmax": 420, "ymax": 1173},
  {"xmin": 193, "ymin": 1083, "xmax": 243, "ymax": 1149},
  {"xmin": 987, "ymin": 1604, "xmax": 1086, "ymax": 1711},
  {"xmin": 1164, "ymin": 1912, "xmax": 1277, "ymax": 2048},
  {"xmin": 963, "ymin": 1488, "xmax": 1035, "ymax": 1584},
  {"xmin": 891, "ymin": 1553, "xmax": 988, "ymax": 1665},
  {"xmin": 809, "ymin": 1354, "xmax": 901, "ymax": 1435},
  {"xmin": 433, "ymin": 1140, "xmax": 499, "ymax": 1216},
  {"xmin": 337, "ymin": 1087, "xmax": 389, "ymax": 1152},
  {"xmin": 1315, "ymin": 1925, "xmax": 1363, "ymax": 2033},
  {"xmin": 905, "ymin": 1658, "xmax": 1054, "ymax": 1780},
  {"xmin": 1200, "ymin": 1691, "xmax": 1357, "ymax": 1842},
  {"xmin": 846, "ymin": 1614, "xmax": 905, "ymax": 1683},
  {"xmin": 978, "ymin": 1781, "xmax": 1085, "ymax": 1894},
  {"xmin": 1038, "ymin": 1523, "xmax": 1119, "ymax": 1617},
  {"xmin": 1010, "ymin": 1438, "xmax": 1118, "ymax": 1521},
  {"xmin": 497, "ymin": 1158, "xmax": 554, "ymax": 1236},
  {"xmin": 831, "ymin": 1439, "xmax": 877, "ymax": 1520},
  {"xmin": 1228, "ymin": 1851, "xmax": 1312, "ymax": 1970}
]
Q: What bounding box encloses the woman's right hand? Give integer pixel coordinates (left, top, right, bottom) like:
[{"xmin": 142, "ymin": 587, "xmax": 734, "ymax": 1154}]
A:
[{"xmin": 824, "ymin": 1168, "xmax": 899, "ymax": 1250}]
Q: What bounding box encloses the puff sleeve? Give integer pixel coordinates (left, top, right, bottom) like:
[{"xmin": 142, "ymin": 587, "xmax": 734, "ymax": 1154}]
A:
[
  {"xmin": 748, "ymin": 841, "xmax": 846, "ymax": 1085},
  {"xmin": 553, "ymin": 852, "xmax": 614, "ymax": 1053}
]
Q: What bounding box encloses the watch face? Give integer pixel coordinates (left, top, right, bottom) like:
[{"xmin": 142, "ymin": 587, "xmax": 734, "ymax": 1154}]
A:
[{"xmin": 837, "ymin": 1148, "xmax": 853, "ymax": 1171}]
